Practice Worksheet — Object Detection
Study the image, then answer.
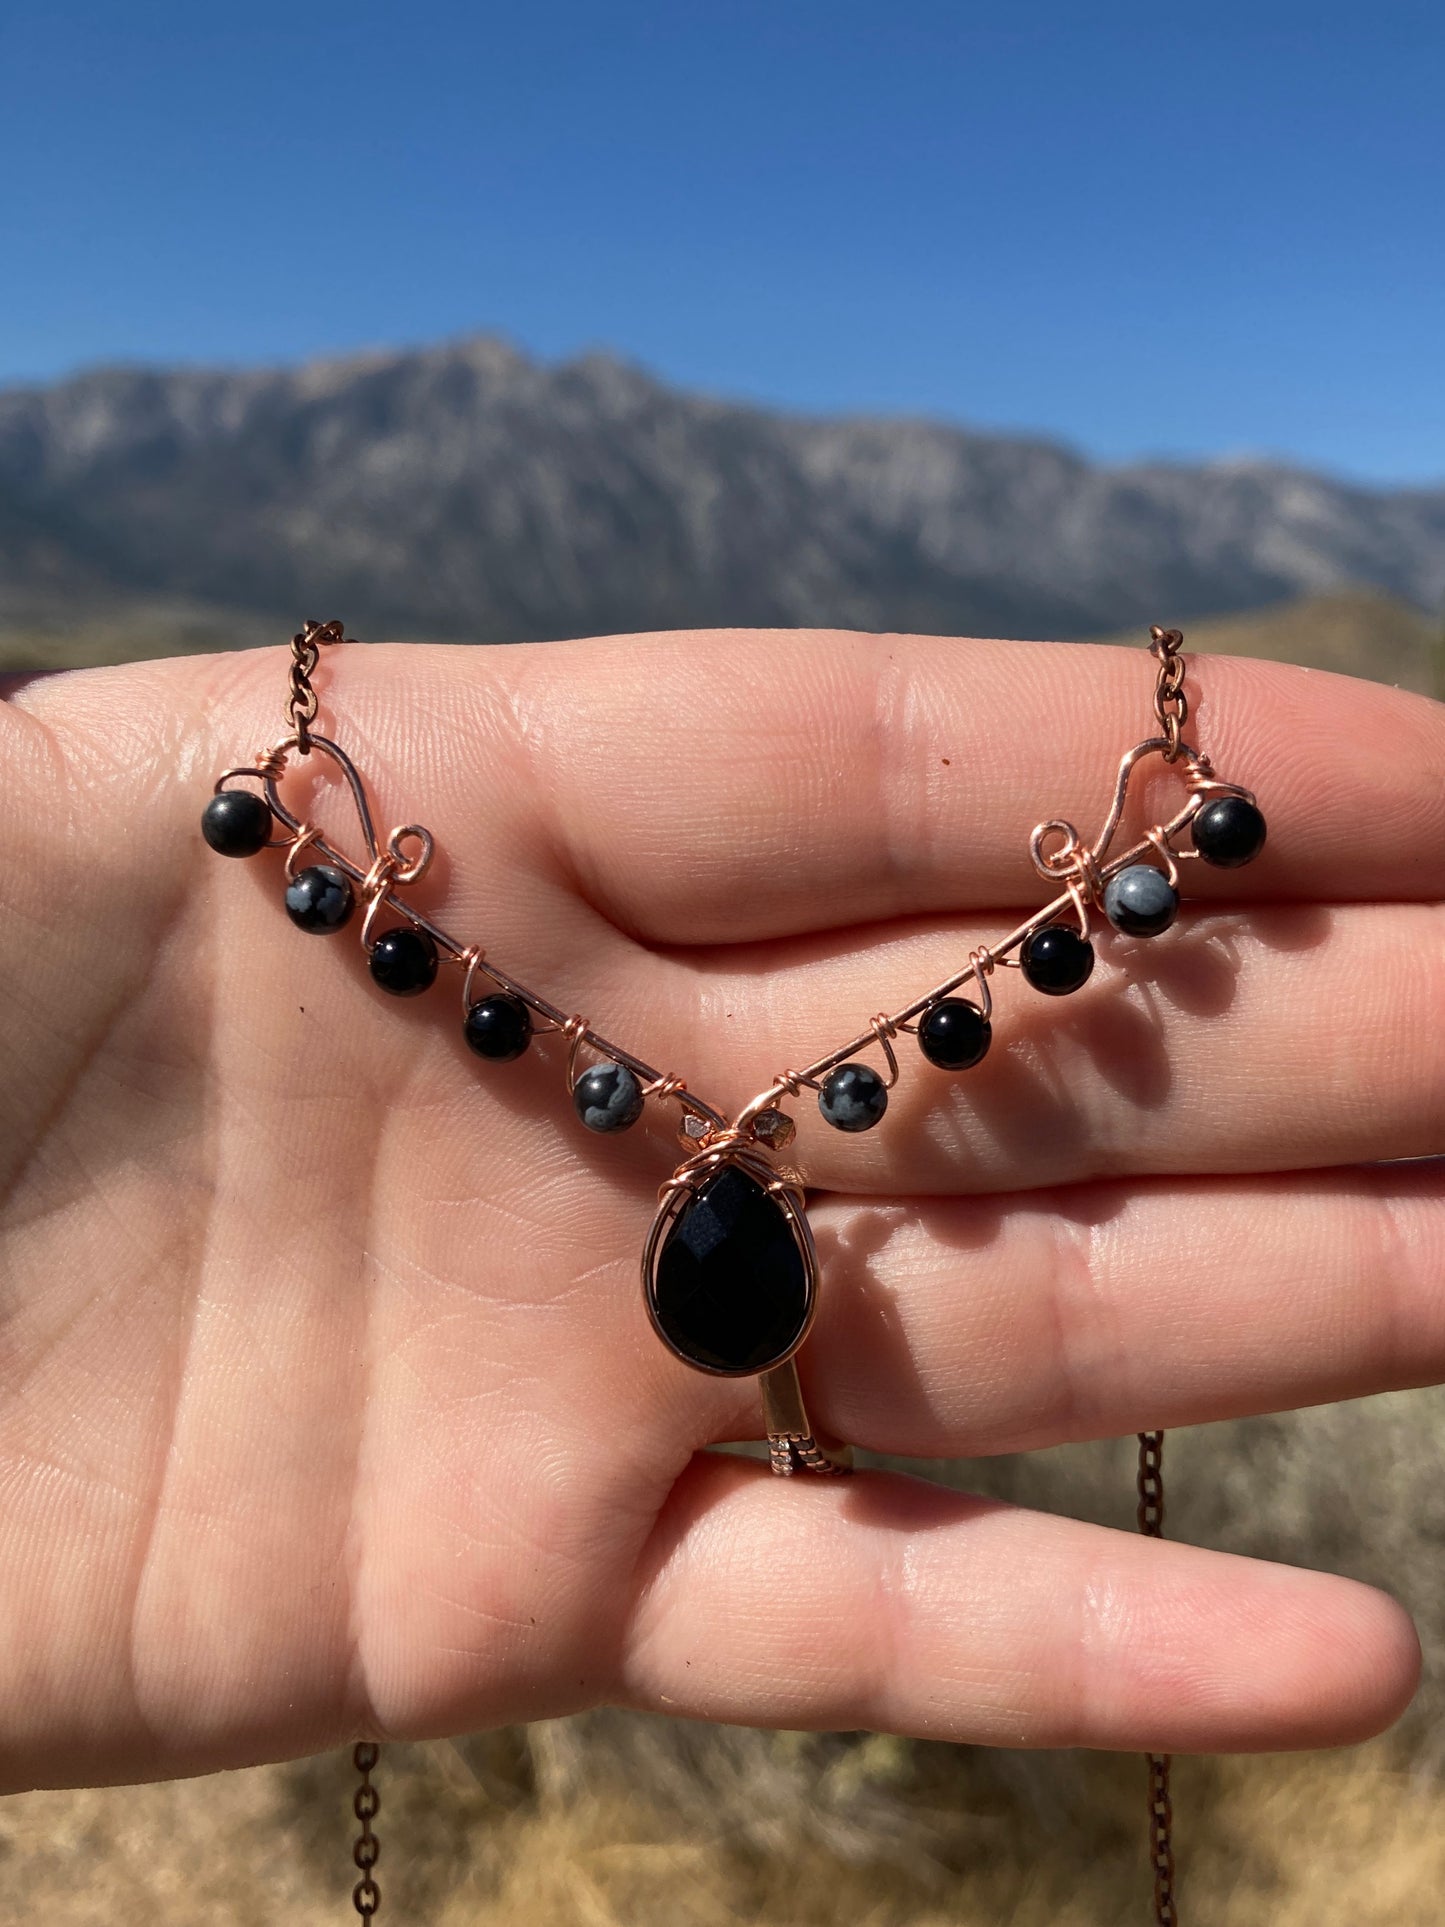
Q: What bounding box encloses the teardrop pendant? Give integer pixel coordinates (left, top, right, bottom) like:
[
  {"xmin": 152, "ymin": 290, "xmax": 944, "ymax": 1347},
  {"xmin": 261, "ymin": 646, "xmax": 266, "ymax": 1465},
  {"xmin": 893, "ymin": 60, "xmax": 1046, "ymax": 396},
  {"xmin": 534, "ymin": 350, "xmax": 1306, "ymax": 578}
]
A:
[{"xmin": 643, "ymin": 1149, "xmax": 817, "ymax": 1377}]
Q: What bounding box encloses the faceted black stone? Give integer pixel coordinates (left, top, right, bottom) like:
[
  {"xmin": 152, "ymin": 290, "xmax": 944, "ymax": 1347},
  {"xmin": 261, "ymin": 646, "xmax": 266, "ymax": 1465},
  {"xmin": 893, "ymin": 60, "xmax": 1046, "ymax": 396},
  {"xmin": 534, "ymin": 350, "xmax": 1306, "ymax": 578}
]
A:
[
  {"xmin": 1021, "ymin": 923, "xmax": 1095, "ymax": 995},
  {"xmin": 368, "ymin": 925, "xmax": 438, "ymax": 996},
  {"xmin": 573, "ymin": 1061, "xmax": 644, "ymax": 1133},
  {"xmin": 918, "ymin": 997, "xmax": 992, "ymax": 1070},
  {"xmin": 652, "ymin": 1163, "xmax": 812, "ymax": 1375},
  {"xmin": 1103, "ymin": 863, "xmax": 1179, "ymax": 938},
  {"xmin": 1192, "ymin": 796, "xmax": 1267, "ymax": 868},
  {"xmin": 463, "ymin": 993, "xmax": 533, "ymax": 1062},
  {"xmin": 201, "ymin": 788, "xmax": 272, "ymax": 857},
  {"xmin": 818, "ymin": 1062, "xmax": 889, "ymax": 1132},
  {"xmin": 285, "ymin": 863, "xmax": 355, "ymax": 934}
]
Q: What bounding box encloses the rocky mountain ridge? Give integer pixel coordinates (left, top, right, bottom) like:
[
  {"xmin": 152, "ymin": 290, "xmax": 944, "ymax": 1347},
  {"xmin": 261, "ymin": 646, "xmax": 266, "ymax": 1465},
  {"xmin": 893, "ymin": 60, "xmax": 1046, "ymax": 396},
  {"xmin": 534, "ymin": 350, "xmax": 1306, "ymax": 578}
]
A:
[{"xmin": 0, "ymin": 336, "xmax": 1441, "ymax": 644}]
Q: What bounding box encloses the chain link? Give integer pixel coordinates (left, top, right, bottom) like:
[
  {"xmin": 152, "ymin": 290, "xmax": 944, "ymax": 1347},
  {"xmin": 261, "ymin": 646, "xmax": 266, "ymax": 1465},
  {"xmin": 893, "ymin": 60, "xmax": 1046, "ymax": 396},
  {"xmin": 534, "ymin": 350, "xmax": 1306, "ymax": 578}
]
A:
[
  {"xmin": 1148, "ymin": 625, "xmax": 1188, "ymax": 762},
  {"xmin": 287, "ymin": 618, "xmax": 349, "ymax": 754},
  {"xmin": 351, "ymin": 1742, "xmax": 381, "ymax": 1919},
  {"xmin": 1137, "ymin": 1428, "xmax": 1166, "ymax": 1537},
  {"xmin": 1137, "ymin": 1430, "xmax": 1176, "ymax": 1923},
  {"xmin": 1147, "ymin": 1748, "xmax": 1176, "ymax": 1926}
]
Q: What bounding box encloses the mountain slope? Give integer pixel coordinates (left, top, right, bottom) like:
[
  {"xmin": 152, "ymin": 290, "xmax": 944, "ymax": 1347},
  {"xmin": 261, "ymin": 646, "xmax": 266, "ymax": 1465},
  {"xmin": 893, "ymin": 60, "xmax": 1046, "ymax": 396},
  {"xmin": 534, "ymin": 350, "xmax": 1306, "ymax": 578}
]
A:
[{"xmin": 0, "ymin": 337, "xmax": 1441, "ymax": 649}]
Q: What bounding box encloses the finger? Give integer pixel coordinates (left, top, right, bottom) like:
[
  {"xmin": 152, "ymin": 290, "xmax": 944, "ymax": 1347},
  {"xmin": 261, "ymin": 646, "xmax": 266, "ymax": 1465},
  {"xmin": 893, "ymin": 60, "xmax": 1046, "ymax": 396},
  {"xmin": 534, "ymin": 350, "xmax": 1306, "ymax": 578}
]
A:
[
  {"xmin": 619, "ymin": 1454, "xmax": 1419, "ymax": 1752},
  {"xmin": 642, "ymin": 899, "xmax": 1445, "ymax": 1192},
  {"xmin": 514, "ymin": 631, "xmax": 1445, "ymax": 938},
  {"xmin": 698, "ymin": 1163, "xmax": 1445, "ymax": 1458},
  {"xmin": 12, "ymin": 639, "xmax": 1445, "ymax": 956}
]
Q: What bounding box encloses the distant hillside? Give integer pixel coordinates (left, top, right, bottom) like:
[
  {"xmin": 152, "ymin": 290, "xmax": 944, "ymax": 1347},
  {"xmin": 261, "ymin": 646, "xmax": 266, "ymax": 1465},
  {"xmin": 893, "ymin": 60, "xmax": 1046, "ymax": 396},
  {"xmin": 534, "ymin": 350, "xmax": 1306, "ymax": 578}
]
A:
[
  {"xmin": 0, "ymin": 592, "xmax": 277, "ymax": 671},
  {"xmin": 0, "ymin": 583, "xmax": 1436, "ymax": 699},
  {"xmin": 1101, "ymin": 588, "xmax": 1442, "ymax": 696},
  {"xmin": 0, "ymin": 336, "xmax": 1442, "ymax": 663}
]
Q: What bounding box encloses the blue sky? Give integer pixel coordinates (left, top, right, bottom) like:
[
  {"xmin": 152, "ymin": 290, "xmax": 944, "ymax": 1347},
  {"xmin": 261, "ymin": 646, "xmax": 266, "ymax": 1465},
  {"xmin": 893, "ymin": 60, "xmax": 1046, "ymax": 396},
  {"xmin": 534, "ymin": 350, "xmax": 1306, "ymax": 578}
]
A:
[{"xmin": 2, "ymin": 3, "xmax": 1441, "ymax": 481}]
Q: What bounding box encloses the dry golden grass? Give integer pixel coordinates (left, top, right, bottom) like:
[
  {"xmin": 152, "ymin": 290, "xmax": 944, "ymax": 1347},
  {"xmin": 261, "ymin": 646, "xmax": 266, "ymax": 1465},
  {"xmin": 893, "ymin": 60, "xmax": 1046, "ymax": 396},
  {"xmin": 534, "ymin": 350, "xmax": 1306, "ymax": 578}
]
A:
[{"xmin": 2, "ymin": 1737, "xmax": 1443, "ymax": 1925}]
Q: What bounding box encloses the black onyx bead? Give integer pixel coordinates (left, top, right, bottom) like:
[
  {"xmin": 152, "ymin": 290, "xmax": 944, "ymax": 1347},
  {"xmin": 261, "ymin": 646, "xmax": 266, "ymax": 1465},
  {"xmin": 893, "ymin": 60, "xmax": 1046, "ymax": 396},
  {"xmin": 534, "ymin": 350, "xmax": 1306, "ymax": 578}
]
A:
[
  {"xmin": 284, "ymin": 864, "xmax": 355, "ymax": 934},
  {"xmin": 573, "ymin": 1061, "xmax": 645, "ymax": 1133},
  {"xmin": 1021, "ymin": 923, "xmax": 1095, "ymax": 995},
  {"xmin": 1192, "ymin": 796, "xmax": 1267, "ymax": 868},
  {"xmin": 651, "ymin": 1164, "xmax": 812, "ymax": 1375},
  {"xmin": 463, "ymin": 993, "xmax": 533, "ymax": 1062},
  {"xmin": 918, "ymin": 997, "xmax": 992, "ymax": 1071},
  {"xmin": 818, "ymin": 1062, "xmax": 889, "ymax": 1132},
  {"xmin": 201, "ymin": 788, "xmax": 272, "ymax": 857},
  {"xmin": 1103, "ymin": 864, "xmax": 1179, "ymax": 938},
  {"xmin": 368, "ymin": 926, "xmax": 438, "ymax": 996}
]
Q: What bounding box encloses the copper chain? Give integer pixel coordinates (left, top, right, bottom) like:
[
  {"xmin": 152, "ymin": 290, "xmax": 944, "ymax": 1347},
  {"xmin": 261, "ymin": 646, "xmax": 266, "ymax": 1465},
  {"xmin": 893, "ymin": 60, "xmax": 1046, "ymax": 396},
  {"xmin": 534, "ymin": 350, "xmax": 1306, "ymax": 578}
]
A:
[
  {"xmin": 1149, "ymin": 625, "xmax": 1188, "ymax": 762},
  {"xmin": 351, "ymin": 1742, "xmax": 381, "ymax": 1919},
  {"xmin": 1137, "ymin": 1430, "xmax": 1176, "ymax": 1924},
  {"xmin": 287, "ymin": 618, "xmax": 349, "ymax": 755},
  {"xmin": 294, "ymin": 624, "xmax": 372, "ymax": 1919}
]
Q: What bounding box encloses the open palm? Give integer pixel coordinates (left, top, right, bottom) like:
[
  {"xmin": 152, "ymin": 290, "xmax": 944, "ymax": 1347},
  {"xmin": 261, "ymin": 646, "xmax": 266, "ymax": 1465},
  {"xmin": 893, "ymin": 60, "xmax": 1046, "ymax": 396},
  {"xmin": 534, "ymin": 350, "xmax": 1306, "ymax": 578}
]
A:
[{"xmin": 2, "ymin": 628, "xmax": 1441, "ymax": 1794}]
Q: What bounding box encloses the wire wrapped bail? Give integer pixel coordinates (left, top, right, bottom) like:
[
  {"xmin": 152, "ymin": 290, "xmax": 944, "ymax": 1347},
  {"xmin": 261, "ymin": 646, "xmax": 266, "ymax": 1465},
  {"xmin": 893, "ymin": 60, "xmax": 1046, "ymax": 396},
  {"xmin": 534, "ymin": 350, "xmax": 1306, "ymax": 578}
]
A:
[
  {"xmin": 968, "ymin": 946, "xmax": 996, "ymax": 1021},
  {"xmin": 359, "ymin": 823, "xmax": 435, "ymax": 952},
  {"xmin": 868, "ymin": 1013, "xmax": 901, "ymax": 1089},
  {"xmin": 1139, "ymin": 824, "xmax": 1183, "ymax": 891},
  {"xmin": 1029, "ymin": 818, "xmax": 1102, "ymax": 937},
  {"xmin": 283, "ymin": 822, "xmax": 324, "ymax": 881},
  {"xmin": 641, "ymin": 1070, "xmax": 690, "ymax": 1105},
  {"xmin": 458, "ymin": 943, "xmax": 492, "ymax": 1011},
  {"xmin": 561, "ymin": 1014, "xmax": 593, "ymax": 1093}
]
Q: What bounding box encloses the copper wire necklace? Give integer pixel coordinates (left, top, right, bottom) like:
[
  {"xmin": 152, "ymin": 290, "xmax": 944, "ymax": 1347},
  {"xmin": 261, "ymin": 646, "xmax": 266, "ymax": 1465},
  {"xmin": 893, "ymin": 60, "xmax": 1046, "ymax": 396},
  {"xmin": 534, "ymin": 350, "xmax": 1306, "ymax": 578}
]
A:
[{"xmin": 200, "ymin": 620, "xmax": 1267, "ymax": 1924}]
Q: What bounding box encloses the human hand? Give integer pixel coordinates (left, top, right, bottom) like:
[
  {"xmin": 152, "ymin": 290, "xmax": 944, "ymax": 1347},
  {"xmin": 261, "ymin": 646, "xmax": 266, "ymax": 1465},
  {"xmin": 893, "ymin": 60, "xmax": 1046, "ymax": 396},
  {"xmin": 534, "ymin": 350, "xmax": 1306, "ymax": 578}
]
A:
[{"xmin": 1, "ymin": 630, "xmax": 1440, "ymax": 1790}]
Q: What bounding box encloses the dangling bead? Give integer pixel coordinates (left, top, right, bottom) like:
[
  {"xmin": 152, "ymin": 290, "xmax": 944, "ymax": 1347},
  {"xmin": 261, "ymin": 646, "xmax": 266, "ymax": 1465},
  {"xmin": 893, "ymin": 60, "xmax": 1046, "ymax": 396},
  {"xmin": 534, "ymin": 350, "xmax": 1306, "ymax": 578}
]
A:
[
  {"xmin": 918, "ymin": 997, "xmax": 991, "ymax": 1070},
  {"xmin": 463, "ymin": 994, "xmax": 533, "ymax": 1062},
  {"xmin": 285, "ymin": 864, "xmax": 355, "ymax": 934},
  {"xmin": 369, "ymin": 926, "xmax": 438, "ymax": 996},
  {"xmin": 1192, "ymin": 796, "xmax": 1267, "ymax": 868},
  {"xmin": 573, "ymin": 1061, "xmax": 644, "ymax": 1133},
  {"xmin": 651, "ymin": 1164, "xmax": 812, "ymax": 1375},
  {"xmin": 1021, "ymin": 923, "xmax": 1095, "ymax": 995},
  {"xmin": 201, "ymin": 789, "xmax": 271, "ymax": 857},
  {"xmin": 1103, "ymin": 864, "xmax": 1178, "ymax": 938},
  {"xmin": 818, "ymin": 1062, "xmax": 889, "ymax": 1131}
]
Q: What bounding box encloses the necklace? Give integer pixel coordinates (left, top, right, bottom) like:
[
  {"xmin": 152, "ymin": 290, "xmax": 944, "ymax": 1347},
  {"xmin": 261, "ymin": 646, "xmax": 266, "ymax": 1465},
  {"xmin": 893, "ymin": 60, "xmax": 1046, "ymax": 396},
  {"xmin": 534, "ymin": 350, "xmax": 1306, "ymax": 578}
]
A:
[{"xmin": 201, "ymin": 619, "xmax": 1266, "ymax": 1924}]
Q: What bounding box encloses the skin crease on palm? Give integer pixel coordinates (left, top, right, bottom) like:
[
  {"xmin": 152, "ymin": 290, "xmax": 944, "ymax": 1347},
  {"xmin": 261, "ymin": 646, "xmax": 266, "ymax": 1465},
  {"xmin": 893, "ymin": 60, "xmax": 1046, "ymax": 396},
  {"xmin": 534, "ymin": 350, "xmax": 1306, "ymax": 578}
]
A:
[{"xmin": 0, "ymin": 627, "xmax": 1443, "ymax": 1800}]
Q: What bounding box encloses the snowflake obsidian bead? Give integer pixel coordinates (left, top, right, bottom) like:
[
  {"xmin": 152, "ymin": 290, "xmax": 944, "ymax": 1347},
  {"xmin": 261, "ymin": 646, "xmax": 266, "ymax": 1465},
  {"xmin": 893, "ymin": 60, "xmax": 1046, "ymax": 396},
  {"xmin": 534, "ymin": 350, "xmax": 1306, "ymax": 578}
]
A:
[
  {"xmin": 285, "ymin": 864, "xmax": 355, "ymax": 933},
  {"xmin": 574, "ymin": 1061, "xmax": 645, "ymax": 1133},
  {"xmin": 201, "ymin": 788, "xmax": 272, "ymax": 857},
  {"xmin": 1103, "ymin": 864, "xmax": 1178, "ymax": 938},
  {"xmin": 818, "ymin": 1062, "xmax": 889, "ymax": 1131}
]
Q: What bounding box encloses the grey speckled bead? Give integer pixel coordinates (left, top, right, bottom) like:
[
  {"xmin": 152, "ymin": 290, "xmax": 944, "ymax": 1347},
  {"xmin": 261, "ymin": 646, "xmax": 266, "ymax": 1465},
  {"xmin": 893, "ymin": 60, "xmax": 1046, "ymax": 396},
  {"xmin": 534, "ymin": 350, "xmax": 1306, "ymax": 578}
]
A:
[
  {"xmin": 1103, "ymin": 863, "xmax": 1179, "ymax": 938},
  {"xmin": 573, "ymin": 1061, "xmax": 645, "ymax": 1133},
  {"xmin": 818, "ymin": 1062, "xmax": 889, "ymax": 1133}
]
